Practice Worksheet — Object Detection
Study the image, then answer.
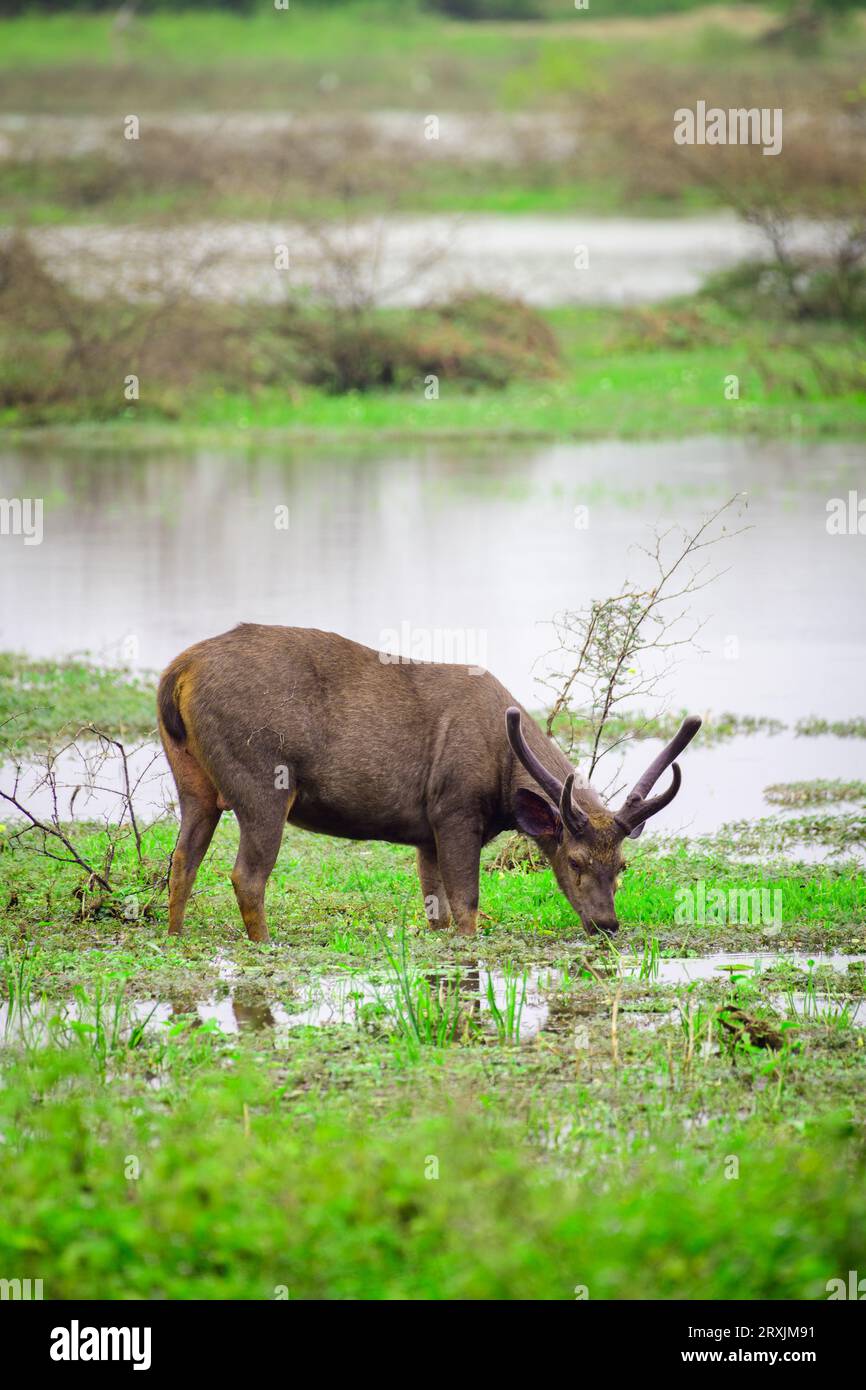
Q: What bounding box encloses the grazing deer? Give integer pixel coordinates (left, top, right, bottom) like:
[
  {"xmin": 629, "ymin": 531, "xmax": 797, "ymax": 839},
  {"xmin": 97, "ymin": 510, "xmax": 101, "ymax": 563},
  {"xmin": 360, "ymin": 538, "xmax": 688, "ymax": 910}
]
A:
[{"xmin": 158, "ymin": 624, "xmax": 701, "ymax": 942}]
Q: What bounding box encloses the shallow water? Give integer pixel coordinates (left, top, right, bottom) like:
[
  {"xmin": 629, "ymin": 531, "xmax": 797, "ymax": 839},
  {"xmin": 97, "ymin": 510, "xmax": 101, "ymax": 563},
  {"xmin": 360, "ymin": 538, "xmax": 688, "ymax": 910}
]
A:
[
  {"xmin": 4, "ymin": 436, "xmax": 865, "ymax": 715},
  {"xmin": 621, "ymin": 950, "xmax": 866, "ymax": 984},
  {"xmin": 3, "ymin": 953, "xmax": 863, "ymax": 1046},
  {"xmin": 0, "ymin": 963, "xmax": 560, "ymax": 1045},
  {"xmin": 22, "ymin": 213, "xmax": 837, "ymax": 308}
]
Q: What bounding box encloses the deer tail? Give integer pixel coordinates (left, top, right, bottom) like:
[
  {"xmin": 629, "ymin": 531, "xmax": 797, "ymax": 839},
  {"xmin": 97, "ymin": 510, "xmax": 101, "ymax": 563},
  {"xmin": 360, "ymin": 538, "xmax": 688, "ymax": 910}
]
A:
[{"xmin": 157, "ymin": 664, "xmax": 187, "ymax": 745}]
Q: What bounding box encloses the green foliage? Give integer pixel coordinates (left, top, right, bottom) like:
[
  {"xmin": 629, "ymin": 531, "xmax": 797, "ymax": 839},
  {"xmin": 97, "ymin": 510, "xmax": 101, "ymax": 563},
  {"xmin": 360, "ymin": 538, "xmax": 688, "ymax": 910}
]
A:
[
  {"xmin": 1, "ymin": 779, "xmax": 864, "ymax": 1298},
  {"xmin": 0, "ymin": 0, "xmax": 257, "ymax": 10},
  {"xmin": 3, "ymin": 271, "xmax": 865, "ymax": 436},
  {"xmin": 0, "ymin": 1039, "xmax": 863, "ymax": 1299}
]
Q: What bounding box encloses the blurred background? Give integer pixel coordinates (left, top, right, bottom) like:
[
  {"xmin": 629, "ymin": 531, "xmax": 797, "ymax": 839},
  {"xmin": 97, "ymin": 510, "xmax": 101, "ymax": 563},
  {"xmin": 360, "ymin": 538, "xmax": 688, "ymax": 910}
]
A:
[{"xmin": 2, "ymin": 9, "xmax": 866, "ymax": 1303}]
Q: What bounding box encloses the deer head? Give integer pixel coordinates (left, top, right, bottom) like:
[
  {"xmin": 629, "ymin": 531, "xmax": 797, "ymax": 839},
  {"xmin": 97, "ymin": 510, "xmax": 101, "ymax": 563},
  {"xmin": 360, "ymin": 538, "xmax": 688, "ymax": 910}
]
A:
[{"xmin": 506, "ymin": 708, "xmax": 701, "ymax": 935}]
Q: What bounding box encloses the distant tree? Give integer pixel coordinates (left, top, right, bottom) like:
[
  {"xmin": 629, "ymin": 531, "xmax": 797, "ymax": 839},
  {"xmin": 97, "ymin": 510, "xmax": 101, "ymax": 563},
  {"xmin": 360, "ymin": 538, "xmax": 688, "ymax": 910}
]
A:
[
  {"xmin": 425, "ymin": 0, "xmax": 546, "ymax": 18},
  {"xmin": 767, "ymin": 0, "xmax": 865, "ymax": 44},
  {"xmin": 0, "ymin": 0, "xmax": 257, "ymax": 12}
]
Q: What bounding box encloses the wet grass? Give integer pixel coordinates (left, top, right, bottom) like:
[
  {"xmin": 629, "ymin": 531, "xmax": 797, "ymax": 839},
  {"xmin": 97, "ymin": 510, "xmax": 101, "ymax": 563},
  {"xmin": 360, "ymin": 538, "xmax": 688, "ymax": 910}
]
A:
[
  {"xmin": 709, "ymin": 813, "xmax": 866, "ymax": 859},
  {"xmin": 0, "ymin": 652, "xmax": 157, "ymax": 746},
  {"xmin": 1, "ymin": 1032, "xmax": 864, "ymax": 1299},
  {"xmin": 796, "ymin": 716, "xmax": 866, "ymax": 739},
  {"xmin": 3, "ymin": 817, "xmax": 865, "ymax": 988}
]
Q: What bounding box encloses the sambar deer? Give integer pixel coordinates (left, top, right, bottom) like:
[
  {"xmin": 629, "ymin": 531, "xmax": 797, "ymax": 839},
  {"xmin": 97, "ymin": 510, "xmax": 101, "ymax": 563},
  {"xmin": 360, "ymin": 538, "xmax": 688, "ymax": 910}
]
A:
[{"xmin": 158, "ymin": 624, "xmax": 701, "ymax": 942}]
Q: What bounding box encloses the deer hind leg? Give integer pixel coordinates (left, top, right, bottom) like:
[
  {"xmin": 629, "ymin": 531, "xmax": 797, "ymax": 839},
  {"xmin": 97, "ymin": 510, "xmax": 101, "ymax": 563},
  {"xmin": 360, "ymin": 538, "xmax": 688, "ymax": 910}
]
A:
[
  {"xmin": 165, "ymin": 751, "xmax": 222, "ymax": 937},
  {"xmin": 417, "ymin": 844, "xmax": 451, "ymax": 930},
  {"xmin": 169, "ymin": 799, "xmax": 221, "ymax": 935},
  {"xmin": 230, "ymin": 790, "xmax": 294, "ymax": 944}
]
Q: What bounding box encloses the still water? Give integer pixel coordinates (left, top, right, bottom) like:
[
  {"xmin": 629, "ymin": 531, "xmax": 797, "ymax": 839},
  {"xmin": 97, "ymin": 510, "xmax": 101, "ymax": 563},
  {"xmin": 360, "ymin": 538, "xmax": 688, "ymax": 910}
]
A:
[
  {"xmin": 24, "ymin": 213, "xmax": 836, "ymax": 308},
  {"xmin": 2, "ymin": 435, "xmax": 865, "ymax": 832}
]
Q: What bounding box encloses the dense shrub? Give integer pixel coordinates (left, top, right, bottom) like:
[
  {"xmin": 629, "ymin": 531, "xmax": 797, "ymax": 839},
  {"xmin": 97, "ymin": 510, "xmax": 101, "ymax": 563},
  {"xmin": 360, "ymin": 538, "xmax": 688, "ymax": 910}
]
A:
[
  {"xmin": 0, "ymin": 237, "xmax": 560, "ymax": 419},
  {"xmin": 280, "ymin": 293, "xmax": 560, "ymax": 394}
]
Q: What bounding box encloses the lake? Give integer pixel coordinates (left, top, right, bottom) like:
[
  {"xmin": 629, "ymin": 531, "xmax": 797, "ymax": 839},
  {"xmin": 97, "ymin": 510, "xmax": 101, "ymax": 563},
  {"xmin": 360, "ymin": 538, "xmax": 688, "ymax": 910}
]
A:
[{"xmin": 2, "ymin": 434, "xmax": 865, "ymax": 833}]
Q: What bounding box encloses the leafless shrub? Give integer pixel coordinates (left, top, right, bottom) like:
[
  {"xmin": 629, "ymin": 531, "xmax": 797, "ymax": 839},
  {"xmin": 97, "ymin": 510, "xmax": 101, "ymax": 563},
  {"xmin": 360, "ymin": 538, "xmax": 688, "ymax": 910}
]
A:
[
  {"xmin": 0, "ymin": 232, "xmax": 277, "ymax": 418},
  {"xmin": 0, "ymin": 723, "xmax": 169, "ymax": 920},
  {"xmin": 578, "ymin": 65, "xmax": 865, "ymax": 219},
  {"xmin": 538, "ymin": 496, "xmax": 748, "ymax": 782}
]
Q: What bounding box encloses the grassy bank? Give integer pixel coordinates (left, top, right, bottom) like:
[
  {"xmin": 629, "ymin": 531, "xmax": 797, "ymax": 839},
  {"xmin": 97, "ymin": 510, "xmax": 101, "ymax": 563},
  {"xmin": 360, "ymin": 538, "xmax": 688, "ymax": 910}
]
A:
[
  {"xmin": 3, "ymin": 295, "xmax": 864, "ymax": 441},
  {"xmin": 3, "ymin": 813, "xmax": 866, "ymax": 954},
  {"xmin": 3, "ymin": 159, "xmax": 728, "ymax": 228},
  {"xmin": 0, "ymin": 652, "xmax": 157, "ymax": 746},
  {"xmin": 2, "ymin": 4, "xmax": 863, "ymax": 226}
]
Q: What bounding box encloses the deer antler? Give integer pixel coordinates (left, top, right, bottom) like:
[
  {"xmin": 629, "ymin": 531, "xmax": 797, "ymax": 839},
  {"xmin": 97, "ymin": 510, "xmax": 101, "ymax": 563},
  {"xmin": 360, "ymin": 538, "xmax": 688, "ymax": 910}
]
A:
[
  {"xmin": 505, "ymin": 707, "xmax": 564, "ymax": 805},
  {"xmin": 615, "ymin": 716, "xmax": 701, "ymax": 839},
  {"xmin": 560, "ymin": 771, "xmax": 589, "ymax": 838}
]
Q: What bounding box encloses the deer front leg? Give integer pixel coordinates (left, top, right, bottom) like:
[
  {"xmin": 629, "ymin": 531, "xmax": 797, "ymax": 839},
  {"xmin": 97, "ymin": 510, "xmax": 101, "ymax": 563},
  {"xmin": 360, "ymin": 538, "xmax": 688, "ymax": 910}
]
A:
[
  {"xmin": 433, "ymin": 820, "xmax": 483, "ymax": 936},
  {"xmin": 417, "ymin": 844, "xmax": 451, "ymax": 930}
]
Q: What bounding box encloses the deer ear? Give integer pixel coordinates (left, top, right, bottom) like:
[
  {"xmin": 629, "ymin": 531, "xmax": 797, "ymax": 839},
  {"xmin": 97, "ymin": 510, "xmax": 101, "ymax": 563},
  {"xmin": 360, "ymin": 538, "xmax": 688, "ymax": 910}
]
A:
[{"xmin": 514, "ymin": 789, "xmax": 562, "ymax": 842}]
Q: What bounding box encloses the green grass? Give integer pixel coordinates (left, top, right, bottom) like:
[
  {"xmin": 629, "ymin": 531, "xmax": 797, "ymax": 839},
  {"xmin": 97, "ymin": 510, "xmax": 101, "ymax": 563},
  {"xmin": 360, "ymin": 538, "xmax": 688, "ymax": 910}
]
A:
[
  {"xmin": 0, "ymin": 1037, "xmax": 863, "ymax": 1299},
  {"xmin": 0, "ymin": 4, "xmax": 726, "ymax": 76},
  {"xmin": 0, "ymin": 652, "xmax": 157, "ymax": 746},
  {"xmin": 765, "ymin": 780, "xmax": 866, "ymax": 807},
  {"xmin": 0, "ymin": 7, "xmax": 589, "ymax": 112},
  {"xmin": 2, "ymin": 818, "xmax": 865, "ymax": 1299},
  {"xmin": 2, "ymin": 815, "xmax": 864, "ymax": 979}
]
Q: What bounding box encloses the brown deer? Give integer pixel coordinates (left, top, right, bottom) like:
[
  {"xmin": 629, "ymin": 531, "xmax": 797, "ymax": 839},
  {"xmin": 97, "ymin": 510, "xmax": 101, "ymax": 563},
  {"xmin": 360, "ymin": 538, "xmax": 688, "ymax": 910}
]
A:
[{"xmin": 158, "ymin": 624, "xmax": 701, "ymax": 943}]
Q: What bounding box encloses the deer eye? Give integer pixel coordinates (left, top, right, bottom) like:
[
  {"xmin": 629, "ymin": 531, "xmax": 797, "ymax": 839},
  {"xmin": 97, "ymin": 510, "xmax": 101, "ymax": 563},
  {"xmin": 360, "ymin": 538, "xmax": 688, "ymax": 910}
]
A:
[{"xmin": 568, "ymin": 858, "xmax": 583, "ymax": 875}]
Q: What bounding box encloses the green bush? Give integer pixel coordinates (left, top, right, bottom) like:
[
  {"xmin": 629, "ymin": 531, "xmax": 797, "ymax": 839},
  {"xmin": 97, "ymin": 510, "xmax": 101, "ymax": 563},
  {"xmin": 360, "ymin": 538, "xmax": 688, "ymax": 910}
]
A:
[{"xmin": 703, "ymin": 258, "xmax": 866, "ymax": 326}]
